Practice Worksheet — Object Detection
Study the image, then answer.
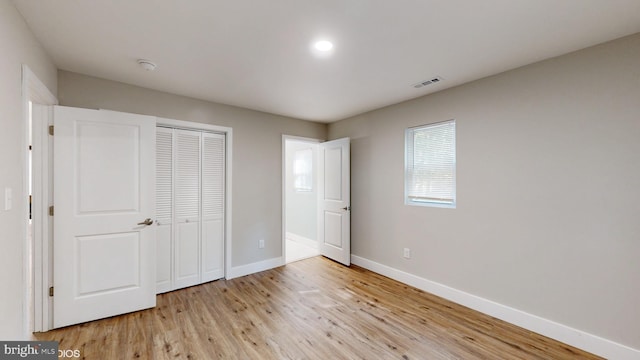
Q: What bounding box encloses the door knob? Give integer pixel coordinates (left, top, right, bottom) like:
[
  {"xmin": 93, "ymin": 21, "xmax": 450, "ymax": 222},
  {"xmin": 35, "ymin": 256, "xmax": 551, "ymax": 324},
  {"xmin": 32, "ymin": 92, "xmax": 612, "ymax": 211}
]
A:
[
  {"xmin": 137, "ymin": 218, "xmax": 154, "ymax": 226},
  {"xmin": 342, "ymin": 206, "xmax": 351, "ymax": 211}
]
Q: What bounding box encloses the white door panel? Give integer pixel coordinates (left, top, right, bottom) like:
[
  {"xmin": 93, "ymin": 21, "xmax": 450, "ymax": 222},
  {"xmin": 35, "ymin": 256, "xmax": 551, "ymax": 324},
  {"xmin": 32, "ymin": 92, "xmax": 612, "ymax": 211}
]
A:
[
  {"xmin": 175, "ymin": 221, "xmax": 200, "ymax": 288},
  {"xmin": 155, "ymin": 128, "xmax": 173, "ymax": 293},
  {"xmin": 318, "ymin": 138, "xmax": 351, "ymax": 266},
  {"xmin": 202, "ymin": 218, "xmax": 224, "ymax": 281},
  {"xmin": 323, "ymin": 211, "xmax": 343, "ymax": 248},
  {"xmin": 75, "ymin": 121, "xmax": 140, "ymax": 213},
  {"xmin": 201, "ymin": 133, "xmax": 225, "ymax": 282},
  {"xmin": 53, "ymin": 106, "xmax": 156, "ymax": 328},
  {"xmin": 155, "ymin": 223, "xmax": 172, "ymax": 293},
  {"xmin": 324, "ymin": 147, "xmax": 343, "ymax": 200},
  {"xmin": 77, "ymin": 232, "xmax": 140, "ymax": 295},
  {"xmin": 173, "ymin": 129, "xmax": 201, "ymax": 289}
]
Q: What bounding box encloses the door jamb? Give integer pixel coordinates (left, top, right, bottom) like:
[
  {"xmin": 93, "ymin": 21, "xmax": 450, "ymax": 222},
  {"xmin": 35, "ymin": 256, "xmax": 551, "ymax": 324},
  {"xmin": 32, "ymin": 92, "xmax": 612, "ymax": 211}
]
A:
[{"xmin": 22, "ymin": 65, "xmax": 57, "ymax": 333}]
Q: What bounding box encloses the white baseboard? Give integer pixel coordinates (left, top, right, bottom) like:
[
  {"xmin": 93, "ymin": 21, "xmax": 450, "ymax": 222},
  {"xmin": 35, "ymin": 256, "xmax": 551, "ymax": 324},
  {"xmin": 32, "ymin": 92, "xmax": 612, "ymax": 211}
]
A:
[
  {"xmin": 351, "ymin": 255, "xmax": 639, "ymax": 360},
  {"xmin": 226, "ymin": 256, "xmax": 284, "ymax": 280},
  {"xmin": 286, "ymin": 232, "xmax": 318, "ymax": 249}
]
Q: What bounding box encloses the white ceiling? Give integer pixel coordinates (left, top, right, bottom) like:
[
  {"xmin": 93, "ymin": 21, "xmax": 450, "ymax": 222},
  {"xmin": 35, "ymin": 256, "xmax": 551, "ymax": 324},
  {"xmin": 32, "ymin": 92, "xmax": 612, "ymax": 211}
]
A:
[{"xmin": 12, "ymin": 0, "xmax": 640, "ymax": 122}]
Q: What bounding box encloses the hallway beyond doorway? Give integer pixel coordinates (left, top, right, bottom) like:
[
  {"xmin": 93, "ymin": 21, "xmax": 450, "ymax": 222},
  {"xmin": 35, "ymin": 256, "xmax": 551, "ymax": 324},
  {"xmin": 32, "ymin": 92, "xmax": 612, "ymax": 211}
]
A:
[{"xmin": 285, "ymin": 237, "xmax": 319, "ymax": 263}]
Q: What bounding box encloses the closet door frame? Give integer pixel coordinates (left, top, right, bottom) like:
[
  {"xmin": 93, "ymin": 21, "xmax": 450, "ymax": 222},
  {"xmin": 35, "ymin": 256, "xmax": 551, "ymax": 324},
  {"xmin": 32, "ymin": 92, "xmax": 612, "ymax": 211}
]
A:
[{"xmin": 156, "ymin": 117, "xmax": 232, "ymax": 281}]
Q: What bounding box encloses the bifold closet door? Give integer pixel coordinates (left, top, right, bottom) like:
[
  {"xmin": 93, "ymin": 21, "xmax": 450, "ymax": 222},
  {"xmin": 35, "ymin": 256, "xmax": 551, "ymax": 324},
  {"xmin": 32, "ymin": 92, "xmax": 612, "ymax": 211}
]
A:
[
  {"xmin": 201, "ymin": 133, "xmax": 225, "ymax": 282},
  {"xmin": 156, "ymin": 127, "xmax": 225, "ymax": 293},
  {"xmin": 174, "ymin": 129, "xmax": 202, "ymax": 289},
  {"xmin": 156, "ymin": 128, "xmax": 173, "ymax": 293}
]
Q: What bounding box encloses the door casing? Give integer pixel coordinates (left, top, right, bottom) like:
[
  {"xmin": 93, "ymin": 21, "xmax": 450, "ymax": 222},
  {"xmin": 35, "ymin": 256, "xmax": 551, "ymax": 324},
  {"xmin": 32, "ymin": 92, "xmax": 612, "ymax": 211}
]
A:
[
  {"xmin": 281, "ymin": 135, "xmax": 351, "ymax": 267},
  {"xmin": 23, "ymin": 65, "xmax": 57, "ymax": 333}
]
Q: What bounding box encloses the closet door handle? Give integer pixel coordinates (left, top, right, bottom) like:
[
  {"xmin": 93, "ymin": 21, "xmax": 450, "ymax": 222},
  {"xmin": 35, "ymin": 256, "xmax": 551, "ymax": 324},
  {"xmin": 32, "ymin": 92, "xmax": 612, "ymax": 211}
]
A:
[{"xmin": 137, "ymin": 218, "xmax": 154, "ymax": 226}]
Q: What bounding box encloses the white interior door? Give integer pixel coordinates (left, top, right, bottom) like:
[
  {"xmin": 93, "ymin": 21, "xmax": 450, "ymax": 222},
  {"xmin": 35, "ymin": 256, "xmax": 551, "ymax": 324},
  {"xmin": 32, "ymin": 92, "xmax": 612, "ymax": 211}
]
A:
[
  {"xmin": 318, "ymin": 137, "xmax": 351, "ymax": 265},
  {"xmin": 53, "ymin": 106, "xmax": 156, "ymax": 328}
]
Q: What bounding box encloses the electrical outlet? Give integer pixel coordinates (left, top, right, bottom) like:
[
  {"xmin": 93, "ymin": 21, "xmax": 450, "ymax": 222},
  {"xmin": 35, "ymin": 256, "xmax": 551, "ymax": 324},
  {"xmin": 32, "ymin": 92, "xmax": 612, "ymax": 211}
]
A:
[
  {"xmin": 259, "ymin": 239, "xmax": 265, "ymax": 249},
  {"xmin": 403, "ymin": 248, "xmax": 411, "ymax": 259}
]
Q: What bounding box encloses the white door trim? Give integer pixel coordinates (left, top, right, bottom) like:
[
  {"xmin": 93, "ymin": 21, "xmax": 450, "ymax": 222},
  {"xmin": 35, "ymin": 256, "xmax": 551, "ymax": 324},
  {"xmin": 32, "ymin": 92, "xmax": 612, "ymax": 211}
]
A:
[
  {"xmin": 156, "ymin": 117, "xmax": 233, "ymax": 280},
  {"xmin": 22, "ymin": 65, "xmax": 57, "ymax": 334},
  {"xmin": 281, "ymin": 135, "xmax": 321, "ymax": 265}
]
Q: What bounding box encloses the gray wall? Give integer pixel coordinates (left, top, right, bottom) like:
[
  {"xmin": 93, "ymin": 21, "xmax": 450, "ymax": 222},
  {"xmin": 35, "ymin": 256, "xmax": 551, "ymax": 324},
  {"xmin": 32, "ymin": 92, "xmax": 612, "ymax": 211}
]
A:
[
  {"xmin": 285, "ymin": 140, "xmax": 318, "ymax": 241},
  {"xmin": 328, "ymin": 33, "xmax": 640, "ymax": 349},
  {"xmin": 57, "ymin": 70, "xmax": 327, "ymax": 267},
  {"xmin": 0, "ymin": 0, "xmax": 57, "ymax": 339}
]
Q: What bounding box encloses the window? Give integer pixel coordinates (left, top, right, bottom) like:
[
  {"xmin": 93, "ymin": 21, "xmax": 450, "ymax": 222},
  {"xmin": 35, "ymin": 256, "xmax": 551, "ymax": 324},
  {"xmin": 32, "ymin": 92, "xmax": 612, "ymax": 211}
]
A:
[
  {"xmin": 293, "ymin": 148, "xmax": 313, "ymax": 191},
  {"xmin": 405, "ymin": 120, "xmax": 456, "ymax": 208}
]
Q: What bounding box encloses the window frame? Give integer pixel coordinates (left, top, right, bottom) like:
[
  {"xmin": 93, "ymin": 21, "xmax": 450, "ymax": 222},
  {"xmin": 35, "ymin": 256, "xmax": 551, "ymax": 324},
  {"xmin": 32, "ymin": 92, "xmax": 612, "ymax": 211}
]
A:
[{"xmin": 404, "ymin": 119, "xmax": 457, "ymax": 209}]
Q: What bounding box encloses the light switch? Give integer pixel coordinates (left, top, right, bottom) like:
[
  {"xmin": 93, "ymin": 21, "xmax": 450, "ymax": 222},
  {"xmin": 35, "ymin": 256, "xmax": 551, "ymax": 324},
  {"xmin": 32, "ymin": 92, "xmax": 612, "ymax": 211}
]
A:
[{"xmin": 4, "ymin": 187, "xmax": 12, "ymax": 210}]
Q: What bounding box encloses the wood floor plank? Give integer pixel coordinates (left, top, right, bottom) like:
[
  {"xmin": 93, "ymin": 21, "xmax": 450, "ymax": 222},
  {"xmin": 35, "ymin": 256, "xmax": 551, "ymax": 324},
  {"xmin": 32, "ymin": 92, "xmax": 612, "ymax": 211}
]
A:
[{"xmin": 33, "ymin": 256, "xmax": 602, "ymax": 359}]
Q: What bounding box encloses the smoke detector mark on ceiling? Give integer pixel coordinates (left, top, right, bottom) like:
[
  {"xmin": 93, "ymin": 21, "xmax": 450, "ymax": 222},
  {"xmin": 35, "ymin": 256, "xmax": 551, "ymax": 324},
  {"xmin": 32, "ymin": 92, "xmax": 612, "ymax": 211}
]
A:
[
  {"xmin": 137, "ymin": 59, "xmax": 157, "ymax": 71},
  {"xmin": 413, "ymin": 76, "xmax": 443, "ymax": 89}
]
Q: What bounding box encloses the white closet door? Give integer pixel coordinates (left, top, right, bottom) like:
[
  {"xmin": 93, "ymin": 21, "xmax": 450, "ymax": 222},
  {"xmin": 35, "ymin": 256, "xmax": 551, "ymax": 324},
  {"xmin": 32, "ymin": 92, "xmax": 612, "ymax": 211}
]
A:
[
  {"xmin": 201, "ymin": 133, "xmax": 225, "ymax": 282},
  {"xmin": 155, "ymin": 128, "xmax": 173, "ymax": 293},
  {"xmin": 174, "ymin": 130, "xmax": 201, "ymax": 289}
]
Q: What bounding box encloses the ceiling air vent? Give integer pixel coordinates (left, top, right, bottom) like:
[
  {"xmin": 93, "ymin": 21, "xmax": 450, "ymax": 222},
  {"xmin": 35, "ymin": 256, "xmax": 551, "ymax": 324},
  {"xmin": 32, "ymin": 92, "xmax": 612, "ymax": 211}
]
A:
[{"xmin": 413, "ymin": 76, "xmax": 443, "ymax": 89}]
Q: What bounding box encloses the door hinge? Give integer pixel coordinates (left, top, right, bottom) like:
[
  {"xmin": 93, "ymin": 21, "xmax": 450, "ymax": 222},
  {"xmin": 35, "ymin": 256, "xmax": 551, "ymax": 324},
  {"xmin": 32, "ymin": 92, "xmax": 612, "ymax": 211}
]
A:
[
  {"xmin": 48, "ymin": 206, "xmax": 54, "ymax": 216},
  {"xmin": 48, "ymin": 125, "xmax": 54, "ymax": 136},
  {"xmin": 49, "ymin": 287, "xmax": 54, "ymax": 297}
]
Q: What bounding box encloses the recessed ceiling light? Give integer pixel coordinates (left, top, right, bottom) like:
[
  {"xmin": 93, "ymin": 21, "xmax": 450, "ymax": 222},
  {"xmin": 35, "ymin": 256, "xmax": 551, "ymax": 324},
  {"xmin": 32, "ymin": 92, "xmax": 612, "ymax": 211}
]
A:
[{"xmin": 314, "ymin": 40, "xmax": 333, "ymax": 52}]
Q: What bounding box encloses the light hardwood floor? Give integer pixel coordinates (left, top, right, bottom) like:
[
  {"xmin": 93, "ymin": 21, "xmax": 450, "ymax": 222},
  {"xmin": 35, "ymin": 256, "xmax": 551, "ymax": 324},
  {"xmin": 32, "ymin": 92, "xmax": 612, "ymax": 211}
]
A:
[{"xmin": 34, "ymin": 256, "xmax": 601, "ymax": 359}]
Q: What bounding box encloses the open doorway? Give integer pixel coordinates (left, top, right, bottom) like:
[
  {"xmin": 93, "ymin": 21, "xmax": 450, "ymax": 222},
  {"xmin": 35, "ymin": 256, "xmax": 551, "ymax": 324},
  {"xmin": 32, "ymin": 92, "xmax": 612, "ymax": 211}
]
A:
[{"xmin": 283, "ymin": 137, "xmax": 320, "ymax": 263}]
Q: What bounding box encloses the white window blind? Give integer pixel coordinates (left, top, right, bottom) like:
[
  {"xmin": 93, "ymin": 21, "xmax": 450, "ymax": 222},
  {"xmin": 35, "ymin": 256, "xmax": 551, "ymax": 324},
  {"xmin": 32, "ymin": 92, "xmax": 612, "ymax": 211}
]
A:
[
  {"xmin": 405, "ymin": 120, "xmax": 456, "ymax": 207},
  {"xmin": 293, "ymin": 148, "xmax": 313, "ymax": 191}
]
